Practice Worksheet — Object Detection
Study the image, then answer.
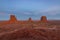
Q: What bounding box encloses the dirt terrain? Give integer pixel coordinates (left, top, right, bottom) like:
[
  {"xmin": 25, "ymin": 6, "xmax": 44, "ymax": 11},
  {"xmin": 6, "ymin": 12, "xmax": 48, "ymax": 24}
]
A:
[{"xmin": 0, "ymin": 15, "xmax": 60, "ymax": 40}]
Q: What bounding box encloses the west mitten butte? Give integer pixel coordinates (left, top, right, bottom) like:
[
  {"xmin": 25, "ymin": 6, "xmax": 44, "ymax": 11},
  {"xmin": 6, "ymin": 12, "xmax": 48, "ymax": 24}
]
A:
[{"xmin": 9, "ymin": 15, "xmax": 17, "ymax": 23}]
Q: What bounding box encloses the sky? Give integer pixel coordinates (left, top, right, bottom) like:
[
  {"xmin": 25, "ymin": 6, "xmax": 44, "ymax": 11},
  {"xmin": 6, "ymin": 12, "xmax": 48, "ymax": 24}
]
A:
[{"xmin": 0, "ymin": 0, "xmax": 60, "ymax": 20}]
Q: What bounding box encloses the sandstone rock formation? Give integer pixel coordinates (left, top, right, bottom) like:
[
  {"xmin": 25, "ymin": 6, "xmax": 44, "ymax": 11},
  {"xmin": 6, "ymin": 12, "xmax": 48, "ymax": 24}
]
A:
[
  {"xmin": 28, "ymin": 17, "xmax": 32, "ymax": 22},
  {"xmin": 9, "ymin": 15, "xmax": 17, "ymax": 23},
  {"xmin": 41, "ymin": 16, "xmax": 47, "ymax": 23}
]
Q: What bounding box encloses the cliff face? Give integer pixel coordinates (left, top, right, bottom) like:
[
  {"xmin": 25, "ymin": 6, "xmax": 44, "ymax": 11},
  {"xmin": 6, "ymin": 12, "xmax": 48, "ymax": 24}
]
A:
[
  {"xmin": 9, "ymin": 15, "xmax": 17, "ymax": 23},
  {"xmin": 0, "ymin": 15, "xmax": 48, "ymax": 24},
  {"xmin": 8, "ymin": 15, "xmax": 48, "ymax": 23},
  {"xmin": 0, "ymin": 15, "xmax": 48, "ymax": 26},
  {"xmin": 41, "ymin": 16, "xmax": 47, "ymax": 23},
  {"xmin": 28, "ymin": 17, "xmax": 33, "ymax": 23}
]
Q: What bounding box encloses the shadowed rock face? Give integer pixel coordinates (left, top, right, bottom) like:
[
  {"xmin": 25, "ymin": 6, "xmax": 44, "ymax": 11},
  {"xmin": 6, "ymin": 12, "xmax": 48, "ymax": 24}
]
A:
[
  {"xmin": 9, "ymin": 15, "xmax": 17, "ymax": 23},
  {"xmin": 41, "ymin": 16, "xmax": 47, "ymax": 23},
  {"xmin": 28, "ymin": 17, "xmax": 32, "ymax": 22}
]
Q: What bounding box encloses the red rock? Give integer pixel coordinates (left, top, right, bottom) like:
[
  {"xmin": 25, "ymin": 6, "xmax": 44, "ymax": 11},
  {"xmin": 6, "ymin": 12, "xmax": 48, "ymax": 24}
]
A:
[
  {"xmin": 28, "ymin": 17, "xmax": 32, "ymax": 22},
  {"xmin": 41, "ymin": 16, "xmax": 47, "ymax": 23},
  {"xmin": 9, "ymin": 15, "xmax": 17, "ymax": 23}
]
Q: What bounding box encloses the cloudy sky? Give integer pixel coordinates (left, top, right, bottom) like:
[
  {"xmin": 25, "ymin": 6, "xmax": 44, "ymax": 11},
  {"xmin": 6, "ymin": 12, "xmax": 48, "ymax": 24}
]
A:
[{"xmin": 0, "ymin": 0, "xmax": 60, "ymax": 20}]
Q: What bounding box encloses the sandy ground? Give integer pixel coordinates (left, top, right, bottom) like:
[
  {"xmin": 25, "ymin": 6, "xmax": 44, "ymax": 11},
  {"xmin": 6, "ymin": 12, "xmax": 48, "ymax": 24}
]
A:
[{"xmin": 0, "ymin": 21, "xmax": 60, "ymax": 40}]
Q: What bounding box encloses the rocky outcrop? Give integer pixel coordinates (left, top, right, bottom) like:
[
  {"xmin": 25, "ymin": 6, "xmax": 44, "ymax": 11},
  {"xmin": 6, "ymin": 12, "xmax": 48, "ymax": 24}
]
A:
[
  {"xmin": 28, "ymin": 17, "xmax": 32, "ymax": 22},
  {"xmin": 41, "ymin": 16, "xmax": 47, "ymax": 23},
  {"xmin": 9, "ymin": 15, "xmax": 17, "ymax": 23}
]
